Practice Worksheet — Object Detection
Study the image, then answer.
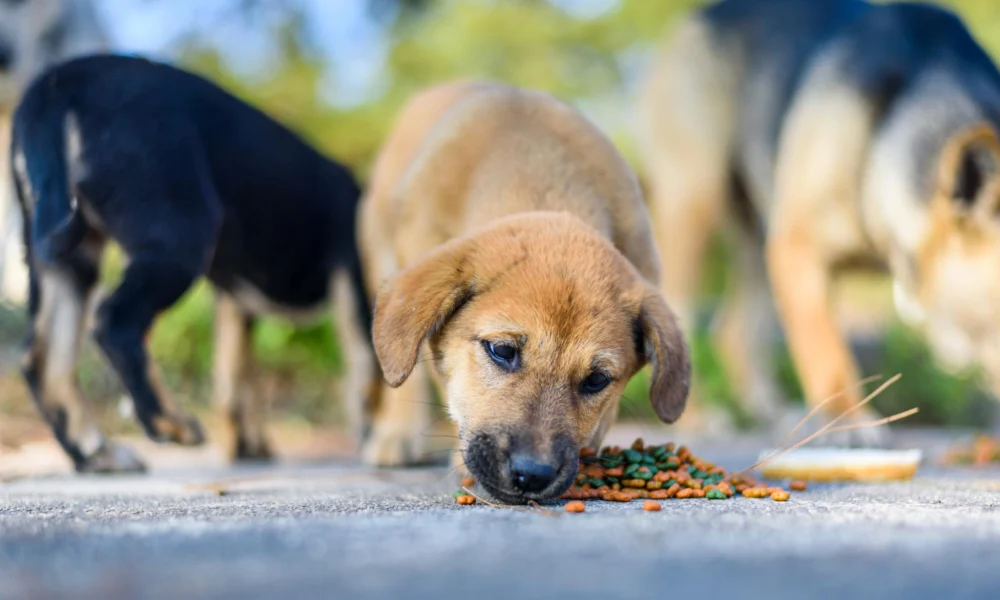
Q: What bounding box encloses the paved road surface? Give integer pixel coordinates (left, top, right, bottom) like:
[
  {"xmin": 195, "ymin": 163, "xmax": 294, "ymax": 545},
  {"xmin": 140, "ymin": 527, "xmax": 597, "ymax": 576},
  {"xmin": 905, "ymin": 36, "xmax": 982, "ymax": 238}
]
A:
[{"xmin": 2, "ymin": 429, "xmax": 1000, "ymax": 600}]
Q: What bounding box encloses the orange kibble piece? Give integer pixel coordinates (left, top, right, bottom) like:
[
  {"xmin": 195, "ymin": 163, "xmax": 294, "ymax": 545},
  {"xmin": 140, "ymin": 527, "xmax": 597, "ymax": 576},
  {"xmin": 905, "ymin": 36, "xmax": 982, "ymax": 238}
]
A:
[
  {"xmin": 692, "ymin": 489, "xmax": 706, "ymax": 498},
  {"xmin": 676, "ymin": 488, "xmax": 694, "ymax": 499},
  {"xmin": 771, "ymin": 490, "xmax": 791, "ymax": 502},
  {"xmin": 579, "ymin": 447, "xmax": 597, "ymax": 458},
  {"xmin": 565, "ymin": 501, "xmax": 586, "ymax": 513},
  {"xmin": 460, "ymin": 477, "xmax": 476, "ymax": 488},
  {"xmin": 789, "ymin": 480, "xmax": 808, "ymax": 492},
  {"xmin": 605, "ymin": 466, "xmax": 625, "ymax": 477},
  {"xmin": 643, "ymin": 500, "xmax": 662, "ymax": 512},
  {"xmin": 456, "ymin": 495, "xmax": 476, "ymax": 505}
]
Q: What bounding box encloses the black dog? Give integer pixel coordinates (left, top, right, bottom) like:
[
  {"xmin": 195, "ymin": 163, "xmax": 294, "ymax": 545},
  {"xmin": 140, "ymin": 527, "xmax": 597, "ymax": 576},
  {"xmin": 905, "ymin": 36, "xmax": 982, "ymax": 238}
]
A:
[{"xmin": 10, "ymin": 54, "xmax": 375, "ymax": 473}]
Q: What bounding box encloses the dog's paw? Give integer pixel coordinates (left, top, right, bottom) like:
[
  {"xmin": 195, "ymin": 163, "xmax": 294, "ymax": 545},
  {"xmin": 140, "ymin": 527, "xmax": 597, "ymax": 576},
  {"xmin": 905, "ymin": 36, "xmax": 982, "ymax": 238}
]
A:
[
  {"xmin": 77, "ymin": 441, "xmax": 147, "ymax": 474},
  {"xmin": 234, "ymin": 434, "xmax": 274, "ymax": 462},
  {"xmin": 361, "ymin": 429, "xmax": 425, "ymax": 467},
  {"xmin": 151, "ymin": 412, "xmax": 206, "ymax": 446}
]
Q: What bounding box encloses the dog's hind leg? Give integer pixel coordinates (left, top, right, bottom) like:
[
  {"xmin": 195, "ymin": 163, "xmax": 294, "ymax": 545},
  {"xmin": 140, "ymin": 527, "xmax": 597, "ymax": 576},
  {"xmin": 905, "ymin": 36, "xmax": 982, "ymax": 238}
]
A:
[
  {"xmin": 638, "ymin": 17, "xmax": 737, "ymax": 432},
  {"xmin": 22, "ymin": 245, "xmax": 145, "ymax": 472},
  {"xmin": 712, "ymin": 222, "xmax": 785, "ymax": 425},
  {"xmin": 768, "ymin": 64, "xmax": 886, "ymax": 446},
  {"xmin": 212, "ymin": 292, "xmax": 271, "ymax": 461}
]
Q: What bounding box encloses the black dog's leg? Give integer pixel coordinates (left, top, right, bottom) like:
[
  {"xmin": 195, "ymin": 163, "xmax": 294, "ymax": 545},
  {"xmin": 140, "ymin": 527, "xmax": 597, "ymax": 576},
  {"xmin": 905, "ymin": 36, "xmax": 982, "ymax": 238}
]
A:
[
  {"xmin": 212, "ymin": 292, "xmax": 272, "ymax": 461},
  {"xmin": 21, "ymin": 245, "xmax": 146, "ymax": 472},
  {"xmin": 93, "ymin": 255, "xmax": 205, "ymax": 445}
]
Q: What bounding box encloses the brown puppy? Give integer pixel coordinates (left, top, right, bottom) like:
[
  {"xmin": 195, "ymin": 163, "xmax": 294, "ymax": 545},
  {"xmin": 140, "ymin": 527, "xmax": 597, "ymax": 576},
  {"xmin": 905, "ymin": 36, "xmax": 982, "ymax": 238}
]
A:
[{"xmin": 359, "ymin": 81, "xmax": 690, "ymax": 503}]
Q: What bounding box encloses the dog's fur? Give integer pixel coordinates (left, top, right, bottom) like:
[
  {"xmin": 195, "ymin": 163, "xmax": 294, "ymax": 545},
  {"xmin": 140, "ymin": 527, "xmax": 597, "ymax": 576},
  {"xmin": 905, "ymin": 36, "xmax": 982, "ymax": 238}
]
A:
[
  {"xmin": 360, "ymin": 81, "xmax": 690, "ymax": 503},
  {"xmin": 0, "ymin": 0, "xmax": 107, "ymax": 304},
  {"xmin": 639, "ymin": 0, "xmax": 1000, "ymax": 440},
  {"xmin": 11, "ymin": 55, "xmax": 375, "ymax": 472}
]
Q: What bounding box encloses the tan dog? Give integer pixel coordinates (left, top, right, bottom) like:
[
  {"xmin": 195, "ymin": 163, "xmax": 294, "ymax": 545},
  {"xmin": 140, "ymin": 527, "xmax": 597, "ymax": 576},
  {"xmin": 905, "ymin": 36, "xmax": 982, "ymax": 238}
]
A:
[
  {"xmin": 639, "ymin": 0, "xmax": 1000, "ymax": 442},
  {"xmin": 359, "ymin": 81, "xmax": 690, "ymax": 503}
]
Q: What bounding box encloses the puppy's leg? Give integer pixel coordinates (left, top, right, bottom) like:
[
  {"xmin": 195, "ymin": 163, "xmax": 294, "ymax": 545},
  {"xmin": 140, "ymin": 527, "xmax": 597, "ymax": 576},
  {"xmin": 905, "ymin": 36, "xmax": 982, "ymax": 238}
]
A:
[
  {"xmin": 361, "ymin": 360, "xmax": 431, "ymax": 467},
  {"xmin": 93, "ymin": 255, "xmax": 205, "ymax": 446},
  {"xmin": 212, "ymin": 292, "xmax": 271, "ymax": 461},
  {"xmin": 23, "ymin": 248, "xmax": 145, "ymax": 472},
  {"xmin": 769, "ymin": 75, "xmax": 885, "ymax": 446},
  {"xmin": 712, "ymin": 225, "xmax": 785, "ymax": 425}
]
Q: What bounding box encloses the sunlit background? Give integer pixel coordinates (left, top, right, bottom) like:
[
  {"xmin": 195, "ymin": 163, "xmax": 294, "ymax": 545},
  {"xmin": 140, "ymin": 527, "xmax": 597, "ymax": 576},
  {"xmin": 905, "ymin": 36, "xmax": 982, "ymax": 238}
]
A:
[{"xmin": 4, "ymin": 0, "xmax": 1000, "ymax": 455}]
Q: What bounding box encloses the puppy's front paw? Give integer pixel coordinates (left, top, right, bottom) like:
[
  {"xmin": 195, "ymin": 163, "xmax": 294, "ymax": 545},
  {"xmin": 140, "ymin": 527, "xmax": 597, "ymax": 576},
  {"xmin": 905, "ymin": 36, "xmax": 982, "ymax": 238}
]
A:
[
  {"xmin": 150, "ymin": 412, "xmax": 206, "ymax": 446},
  {"xmin": 77, "ymin": 441, "xmax": 147, "ymax": 474},
  {"xmin": 361, "ymin": 427, "xmax": 425, "ymax": 467}
]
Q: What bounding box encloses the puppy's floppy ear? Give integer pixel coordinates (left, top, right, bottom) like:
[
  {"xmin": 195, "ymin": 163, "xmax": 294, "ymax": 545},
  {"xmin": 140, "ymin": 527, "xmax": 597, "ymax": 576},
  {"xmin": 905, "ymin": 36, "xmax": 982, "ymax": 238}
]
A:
[
  {"xmin": 939, "ymin": 123, "xmax": 1000, "ymax": 211},
  {"xmin": 635, "ymin": 287, "xmax": 691, "ymax": 423},
  {"xmin": 372, "ymin": 237, "xmax": 476, "ymax": 388}
]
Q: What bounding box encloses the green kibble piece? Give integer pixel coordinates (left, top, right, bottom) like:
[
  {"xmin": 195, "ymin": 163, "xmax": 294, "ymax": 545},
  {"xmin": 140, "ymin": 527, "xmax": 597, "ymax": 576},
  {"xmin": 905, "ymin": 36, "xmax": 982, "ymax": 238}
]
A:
[
  {"xmin": 453, "ymin": 490, "xmax": 466, "ymax": 499},
  {"xmin": 706, "ymin": 490, "xmax": 727, "ymax": 500},
  {"xmin": 588, "ymin": 478, "xmax": 606, "ymax": 488},
  {"xmin": 693, "ymin": 470, "xmax": 709, "ymax": 479},
  {"xmin": 641, "ymin": 455, "xmax": 657, "ymax": 466},
  {"xmin": 623, "ymin": 449, "xmax": 643, "ymax": 464},
  {"xmin": 601, "ymin": 456, "xmax": 624, "ymax": 468},
  {"xmin": 635, "ymin": 470, "xmax": 653, "ymax": 481},
  {"xmin": 624, "ymin": 463, "xmax": 640, "ymax": 476},
  {"xmin": 605, "ymin": 476, "xmax": 620, "ymax": 484},
  {"xmin": 665, "ymin": 479, "xmax": 677, "ymax": 488},
  {"xmin": 664, "ymin": 461, "xmax": 680, "ymax": 470},
  {"xmin": 651, "ymin": 446, "xmax": 667, "ymax": 459}
]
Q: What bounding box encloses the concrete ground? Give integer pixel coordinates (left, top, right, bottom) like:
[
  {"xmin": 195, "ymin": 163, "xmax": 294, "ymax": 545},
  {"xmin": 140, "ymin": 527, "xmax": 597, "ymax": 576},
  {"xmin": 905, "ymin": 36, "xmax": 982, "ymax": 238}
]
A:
[{"xmin": 2, "ymin": 427, "xmax": 1000, "ymax": 600}]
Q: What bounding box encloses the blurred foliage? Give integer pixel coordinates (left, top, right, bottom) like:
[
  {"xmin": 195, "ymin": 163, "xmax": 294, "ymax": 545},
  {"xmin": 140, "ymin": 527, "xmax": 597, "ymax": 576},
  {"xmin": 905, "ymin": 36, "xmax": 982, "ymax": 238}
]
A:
[{"xmin": 54, "ymin": 0, "xmax": 996, "ymax": 427}]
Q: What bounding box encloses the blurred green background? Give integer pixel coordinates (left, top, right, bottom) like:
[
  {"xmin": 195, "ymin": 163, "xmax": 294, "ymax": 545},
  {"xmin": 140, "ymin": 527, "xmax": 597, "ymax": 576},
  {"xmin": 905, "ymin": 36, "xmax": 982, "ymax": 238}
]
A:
[{"xmin": 2, "ymin": 0, "xmax": 999, "ymax": 437}]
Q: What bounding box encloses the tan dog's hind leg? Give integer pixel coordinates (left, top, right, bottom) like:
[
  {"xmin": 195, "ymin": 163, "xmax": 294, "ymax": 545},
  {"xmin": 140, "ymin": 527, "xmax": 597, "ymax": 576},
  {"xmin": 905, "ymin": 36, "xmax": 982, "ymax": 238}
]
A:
[
  {"xmin": 713, "ymin": 226, "xmax": 785, "ymax": 424},
  {"xmin": 769, "ymin": 75, "xmax": 886, "ymax": 446},
  {"xmin": 212, "ymin": 293, "xmax": 271, "ymax": 461},
  {"xmin": 24, "ymin": 267, "xmax": 145, "ymax": 472},
  {"xmin": 639, "ymin": 18, "xmax": 736, "ymax": 433}
]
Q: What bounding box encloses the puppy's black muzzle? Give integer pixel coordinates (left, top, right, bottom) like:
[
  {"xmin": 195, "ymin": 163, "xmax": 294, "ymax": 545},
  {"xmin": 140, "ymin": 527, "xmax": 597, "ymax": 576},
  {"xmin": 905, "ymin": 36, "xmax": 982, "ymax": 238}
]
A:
[{"xmin": 464, "ymin": 431, "xmax": 578, "ymax": 504}]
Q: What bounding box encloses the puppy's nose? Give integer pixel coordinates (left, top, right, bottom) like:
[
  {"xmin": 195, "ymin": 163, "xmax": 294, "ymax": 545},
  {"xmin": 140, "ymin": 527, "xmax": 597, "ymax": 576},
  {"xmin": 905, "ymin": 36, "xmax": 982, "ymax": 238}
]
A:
[{"xmin": 510, "ymin": 455, "xmax": 557, "ymax": 493}]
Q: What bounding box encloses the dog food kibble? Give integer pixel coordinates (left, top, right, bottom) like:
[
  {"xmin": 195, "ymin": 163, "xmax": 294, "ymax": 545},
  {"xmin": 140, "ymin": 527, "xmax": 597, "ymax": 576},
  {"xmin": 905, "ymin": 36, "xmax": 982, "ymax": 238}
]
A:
[
  {"xmin": 944, "ymin": 435, "xmax": 1000, "ymax": 466},
  {"xmin": 460, "ymin": 477, "xmax": 476, "ymax": 488},
  {"xmin": 556, "ymin": 438, "xmax": 796, "ymax": 506},
  {"xmin": 453, "ymin": 438, "xmax": 799, "ymax": 509}
]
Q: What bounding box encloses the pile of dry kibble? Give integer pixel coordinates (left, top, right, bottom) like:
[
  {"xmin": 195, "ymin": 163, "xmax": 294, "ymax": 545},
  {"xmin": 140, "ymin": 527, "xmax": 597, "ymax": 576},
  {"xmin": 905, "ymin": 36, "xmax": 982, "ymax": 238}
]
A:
[
  {"xmin": 944, "ymin": 435, "xmax": 1000, "ymax": 467},
  {"xmin": 454, "ymin": 438, "xmax": 807, "ymax": 512}
]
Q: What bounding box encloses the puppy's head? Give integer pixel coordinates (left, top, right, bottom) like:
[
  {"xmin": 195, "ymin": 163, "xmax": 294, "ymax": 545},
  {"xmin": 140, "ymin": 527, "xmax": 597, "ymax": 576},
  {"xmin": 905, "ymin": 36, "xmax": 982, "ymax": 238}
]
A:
[
  {"xmin": 373, "ymin": 212, "xmax": 689, "ymax": 503},
  {"xmin": 898, "ymin": 123, "xmax": 1000, "ymax": 386}
]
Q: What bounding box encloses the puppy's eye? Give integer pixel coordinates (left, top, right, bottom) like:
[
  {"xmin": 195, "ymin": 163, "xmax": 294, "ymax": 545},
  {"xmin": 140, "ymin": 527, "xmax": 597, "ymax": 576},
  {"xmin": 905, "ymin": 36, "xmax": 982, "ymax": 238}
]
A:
[
  {"xmin": 579, "ymin": 372, "xmax": 611, "ymax": 395},
  {"xmin": 483, "ymin": 340, "xmax": 519, "ymax": 371}
]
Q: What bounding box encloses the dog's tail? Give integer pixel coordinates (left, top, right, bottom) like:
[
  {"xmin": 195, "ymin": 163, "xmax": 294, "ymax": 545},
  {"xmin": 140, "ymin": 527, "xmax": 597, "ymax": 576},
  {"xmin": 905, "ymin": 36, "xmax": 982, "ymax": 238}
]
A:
[{"xmin": 12, "ymin": 98, "xmax": 89, "ymax": 267}]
